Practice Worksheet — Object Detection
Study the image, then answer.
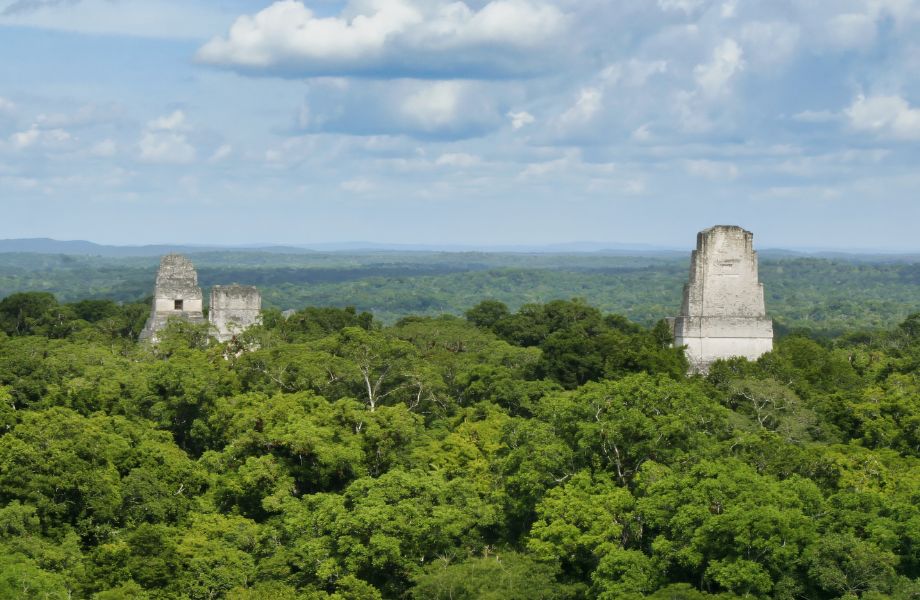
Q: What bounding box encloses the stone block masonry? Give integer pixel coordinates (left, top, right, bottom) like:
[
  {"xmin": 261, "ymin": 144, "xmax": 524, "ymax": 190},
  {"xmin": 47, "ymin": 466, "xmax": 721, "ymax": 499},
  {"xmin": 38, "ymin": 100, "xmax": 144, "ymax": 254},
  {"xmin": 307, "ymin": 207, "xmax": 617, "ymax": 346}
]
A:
[
  {"xmin": 673, "ymin": 225, "xmax": 774, "ymax": 372},
  {"xmin": 139, "ymin": 254, "xmax": 206, "ymax": 341},
  {"xmin": 209, "ymin": 285, "xmax": 262, "ymax": 342}
]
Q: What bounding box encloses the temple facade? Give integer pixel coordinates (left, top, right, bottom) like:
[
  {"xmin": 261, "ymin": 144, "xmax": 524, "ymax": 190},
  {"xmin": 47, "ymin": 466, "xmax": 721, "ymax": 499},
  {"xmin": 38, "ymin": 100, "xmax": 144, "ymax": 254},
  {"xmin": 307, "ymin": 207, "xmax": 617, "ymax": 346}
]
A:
[
  {"xmin": 139, "ymin": 254, "xmax": 206, "ymax": 341},
  {"xmin": 209, "ymin": 284, "xmax": 262, "ymax": 342},
  {"xmin": 673, "ymin": 225, "xmax": 774, "ymax": 372}
]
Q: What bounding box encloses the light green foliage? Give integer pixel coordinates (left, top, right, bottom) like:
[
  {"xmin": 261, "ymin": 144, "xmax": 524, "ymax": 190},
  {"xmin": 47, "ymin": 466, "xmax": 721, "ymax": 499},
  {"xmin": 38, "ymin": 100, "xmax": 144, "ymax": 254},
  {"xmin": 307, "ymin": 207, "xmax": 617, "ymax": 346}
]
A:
[
  {"xmin": 411, "ymin": 552, "xmax": 566, "ymax": 599},
  {"xmin": 804, "ymin": 533, "xmax": 898, "ymax": 598},
  {"xmin": 723, "ymin": 377, "xmax": 818, "ymax": 442},
  {"xmin": 204, "ymin": 392, "xmax": 366, "ymax": 503},
  {"xmin": 174, "ymin": 514, "xmax": 261, "ymax": 600},
  {"xmin": 528, "ymin": 471, "xmax": 635, "ymax": 577},
  {"xmin": 853, "ymin": 373, "xmax": 920, "ymax": 453},
  {"xmin": 272, "ymin": 468, "xmax": 502, "ymax": 596},
  {"xmin": 0, "ymin": 552, "xmax": 72, "ymax": 599},
  {"xmin": 535, "ymin": 374, "xmax": 730, "ymax": 483},
  {"xmin": 591, "ymin": 547, "xmax": 659, "ymax": 599},
  {"xmin": 636, "ymin": 459, "xmax": 823, "ymax": 596},
  {"xmin": 319, "ymin": 327, "xmax": 431, "ymax": 412}
]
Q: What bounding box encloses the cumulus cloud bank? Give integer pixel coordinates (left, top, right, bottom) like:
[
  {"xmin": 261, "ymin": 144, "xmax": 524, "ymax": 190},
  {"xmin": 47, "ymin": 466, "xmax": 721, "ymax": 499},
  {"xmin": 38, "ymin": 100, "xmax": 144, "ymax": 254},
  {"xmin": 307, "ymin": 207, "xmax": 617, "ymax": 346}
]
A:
[
  {"xmin": 6, "ymin": 0, "xmax": 920, "ymax": 248},
  {"xmin": 196, "ymin": 0, "xmax": 568, "ymax": 78},
  {"xmin": 138, "ymin": 110, "xmax": 196, "ymax": 164},
  {"xmin": 2, "ymin": 0, "xmax": 82, "ymax": 16},
  {"xmin": 846, "ymin": 94, "xmax": 920, "ymax": 141}
]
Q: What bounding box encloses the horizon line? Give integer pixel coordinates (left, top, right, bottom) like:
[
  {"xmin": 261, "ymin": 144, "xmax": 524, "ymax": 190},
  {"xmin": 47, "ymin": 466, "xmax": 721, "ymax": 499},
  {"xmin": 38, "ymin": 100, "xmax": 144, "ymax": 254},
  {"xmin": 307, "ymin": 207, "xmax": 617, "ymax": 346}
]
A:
[{"xmin": 3, "ymin": 236, "xmax": 920, "ymax": 255}]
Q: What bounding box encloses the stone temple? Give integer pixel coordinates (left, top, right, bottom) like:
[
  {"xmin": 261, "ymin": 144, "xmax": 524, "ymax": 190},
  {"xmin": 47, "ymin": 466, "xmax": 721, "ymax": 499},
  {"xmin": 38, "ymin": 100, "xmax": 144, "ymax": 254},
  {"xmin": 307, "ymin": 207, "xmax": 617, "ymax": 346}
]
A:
[
  {"xmin": 209, "ymin": 285, "xmax": 262, "ymax": 342},
  {"xmin": 139, "ymin": 254, "xmax": 262, "ymax": 342},
  {"xmin": 673, "ymin": 225, "xmax": 774, "ymax": 372},
  {"xmin": 139, "ymin": 254, "xmax": 206, "ymax": 341}
]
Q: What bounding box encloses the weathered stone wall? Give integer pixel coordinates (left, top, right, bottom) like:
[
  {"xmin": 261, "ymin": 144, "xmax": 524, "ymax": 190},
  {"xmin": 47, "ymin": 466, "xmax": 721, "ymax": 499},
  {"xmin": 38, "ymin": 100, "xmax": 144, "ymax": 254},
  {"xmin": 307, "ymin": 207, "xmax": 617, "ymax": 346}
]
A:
[
  {"xmin": 139, "ymin": 254, "xmax": 205, "ymax": 341},
  {"xmin": 673, "ymin": 226, "xmax": 774, "ymax": 372},
  {"xmin": 209, "ymin": 284, "xmax": 262, "ymax": 342}
]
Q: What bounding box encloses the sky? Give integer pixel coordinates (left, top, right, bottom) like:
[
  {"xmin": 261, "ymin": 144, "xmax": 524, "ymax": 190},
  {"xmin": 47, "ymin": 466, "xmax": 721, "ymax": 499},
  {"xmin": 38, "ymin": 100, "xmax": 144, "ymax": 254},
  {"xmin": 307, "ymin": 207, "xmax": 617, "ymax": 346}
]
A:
[{"xmin": 1, "ymin": 0, "xmax": 920, "ymax": 250}]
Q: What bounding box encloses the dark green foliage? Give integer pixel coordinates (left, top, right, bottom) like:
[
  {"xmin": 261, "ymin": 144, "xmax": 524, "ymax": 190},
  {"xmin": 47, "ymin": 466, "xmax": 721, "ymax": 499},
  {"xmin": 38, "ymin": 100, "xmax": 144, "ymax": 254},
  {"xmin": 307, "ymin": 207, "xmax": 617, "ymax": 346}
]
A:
[
  {"xmin": 0, "ymin": 292, "xmax": 59, "ymax": 336},
  {"xmin": 265, "ymin": 305, "xmax": 375, "ymax": 343},
  {"xmin": 0, "ymin": 289, "xmax": 919, "ymax": 599},
  {"xmin": 468, "ymin": 299, "xmax": 687, "ymax": 387}
]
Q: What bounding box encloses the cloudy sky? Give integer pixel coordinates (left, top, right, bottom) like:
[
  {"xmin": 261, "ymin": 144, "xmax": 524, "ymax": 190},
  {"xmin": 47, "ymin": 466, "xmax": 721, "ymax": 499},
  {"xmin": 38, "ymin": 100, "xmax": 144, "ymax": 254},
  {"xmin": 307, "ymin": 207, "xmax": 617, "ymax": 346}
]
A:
[{"xmin": 1, "ymin": 0, "xmax": 919, "ymax": 249}]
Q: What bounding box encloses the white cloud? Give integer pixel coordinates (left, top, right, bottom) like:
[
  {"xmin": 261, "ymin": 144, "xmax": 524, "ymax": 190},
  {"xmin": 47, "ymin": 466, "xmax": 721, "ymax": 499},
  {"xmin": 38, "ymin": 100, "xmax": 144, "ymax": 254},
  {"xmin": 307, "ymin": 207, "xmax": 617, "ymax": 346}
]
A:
[
  {"xmin": 139, "ymin": 132, "xmax": 196, "ymax": 164},
  {"xmin": 209, "ymin": 144, "xmax": 233, "ymax": 163},
  {"xmin": 0, "ymin": 175, "xmax": 41, "ymax": 191},
  {"xmin": 33, "ymin": 103, "xmax": 121, "ymax": 129},
  {"xmin": 435, "ymin": 152, "xmax": 480, "ymax": 167},
  {"xmin": 0, "ymin": 0, "xmax": 244, "ymax": 40},
  {"xmin": 138, "ymin": 110, "xmax": 196, "ymax": 163},
  {"xmin": 773, "ymin": 148, "xmax": 890, "ymax": 177},
  {"xmin": 10, "ymin": 128, "xmax": 39, "ymax": 149},
  {"xmin": 294, "ymin": 78, "xmax": 502, "ymax": 138},
  {"xmin": 624, "ymin": 178, "xmax": 647, "ymax": 194},
  {"xmin": 9, "ymin": 126, "xmax": 73, "ymax": 150},
  {"xmin": 508, "ymin": 110, "xmax": 535, "ymax": 130},
  {"xmin": 740, "ymin": 21, "xmax": 800, "ymax": 66},
  {"xmin": 600, "ymin": 59, "xmax": 668, "ymax": 87},
  {"xmin": 845, "ymin": 93, "xmax": 920, "ymax": 140},
  {"xmin": 826, "ymin": 12, "xmax": 877, "ymax": 48},
  {"xmin": 657, "ymin": 0, "xmax": 705, "ymax": 15},
  {"xmin": 673, "ymin": 90, "xmax": 712, "ymax": 133},
  {"xmin": 0, "ymin": 97, "xmax": 15, "ymax": 113},
  {"xmin": 200, "ymin": 0, "xmax": 421, "ymax": 68},
  {"xmin": 559, "ymin": 87, "xmax": 603, "ymax": 127},
  {"xmin": 632, "ymin": 124, "xmax": 652, "ymax": 141},
  {"xmin": 341, "ymin": 177, "xmax": 374, "ymax": 193},
  {"xmin": 520, "ymin": 157, "xmax": 569, "ymax": 179},
  {"xmin": 89, "ymin": 138, "xmax": 117, "ymax": 157},
  {"xmin": 298, "ymin": 102, "xmax": 311, "ymax": 128},
  {"xmin": 3, "ymin": 1, "xmax": 79, "ymax": 16},
  {"xmin": 792, "ymin": 109, "xmax": 838, "ymax": 123},
  {"xmin": 685, "ymin": 159, "xmax": 739, "ymax": 180},
  {"xmin": 197, "ymin": 0, "xmax": 567, "ymax": 78},
  {"xmin": 402, "ymin": 81, "xmax": 465, "ymax": 130},
  {"xmin": 548, "ymin": 59, "xmax": 667, "ymax": 139},
  {"xmin": 812, "ymin": 1, "xmax": 920, "ymax": 49},
  {"xmin": 694, "ymin": 38, "xmax": 744, "ymax": 95},
  {"xmin": 149, "ymin": 110, "xmax": 186, "ymax": 131}
]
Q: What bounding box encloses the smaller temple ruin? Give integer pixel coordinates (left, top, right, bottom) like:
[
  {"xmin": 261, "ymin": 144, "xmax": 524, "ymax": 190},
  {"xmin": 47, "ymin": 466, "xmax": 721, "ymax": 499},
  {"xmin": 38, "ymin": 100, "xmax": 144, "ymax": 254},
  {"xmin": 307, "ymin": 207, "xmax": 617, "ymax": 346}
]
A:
[
  {"xmin": 209, "ymin": 285, "xmax": 262, "ymax": 342},
  {"xmin": 139, "ymin": 254, "xmax": 206, "ymax": 341},
  {"xmin": 673, "ymin": 225, "xmax": 774, "ymax": 372}
]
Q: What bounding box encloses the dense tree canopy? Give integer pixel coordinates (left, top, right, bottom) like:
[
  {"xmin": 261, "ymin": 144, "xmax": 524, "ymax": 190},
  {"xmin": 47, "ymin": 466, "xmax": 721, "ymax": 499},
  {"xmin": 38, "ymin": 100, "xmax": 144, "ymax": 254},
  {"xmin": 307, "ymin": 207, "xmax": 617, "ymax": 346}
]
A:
[{"xmin": 0, "ymin": 292, "xmax": 918, "ymax": 598}]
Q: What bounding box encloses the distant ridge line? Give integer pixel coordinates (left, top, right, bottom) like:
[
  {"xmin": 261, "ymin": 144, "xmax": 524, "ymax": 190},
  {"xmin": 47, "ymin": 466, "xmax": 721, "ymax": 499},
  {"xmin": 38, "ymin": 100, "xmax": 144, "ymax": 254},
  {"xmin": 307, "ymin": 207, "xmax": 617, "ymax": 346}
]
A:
[{"xmin": 0, "ymin": 238, "xmax": 918, "ymax": 259}]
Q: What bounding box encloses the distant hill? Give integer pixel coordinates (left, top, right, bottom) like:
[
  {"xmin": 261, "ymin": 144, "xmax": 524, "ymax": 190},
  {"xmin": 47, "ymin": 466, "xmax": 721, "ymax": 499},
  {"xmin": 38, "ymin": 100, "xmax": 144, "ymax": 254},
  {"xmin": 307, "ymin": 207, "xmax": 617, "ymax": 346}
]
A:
[
  {"xmin": 0, "ymin": 238, "xmax": 686, "ymax": 257},
  {"xmin": 0, "ymin": 238, "xmax": 918, "ymax": 261},
  {"xmin": 0, "ymin": 238, "xmax": 316, "ymax": 257}
]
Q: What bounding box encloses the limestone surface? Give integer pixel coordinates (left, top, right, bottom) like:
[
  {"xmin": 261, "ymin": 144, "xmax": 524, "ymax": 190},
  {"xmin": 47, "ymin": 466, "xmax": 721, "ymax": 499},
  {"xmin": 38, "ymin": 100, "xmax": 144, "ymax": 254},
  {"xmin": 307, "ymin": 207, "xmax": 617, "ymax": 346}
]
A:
[
  {"xmin": 673, "ymin": 225, "xmax": 774, "ymax": 372},
  {"xmin": 209, "ymin": 285, "xmax": 262, "ymax": 342},
  {"xmin": 139, "ymin": 254, "xmax": 205, "ymax": 341}
]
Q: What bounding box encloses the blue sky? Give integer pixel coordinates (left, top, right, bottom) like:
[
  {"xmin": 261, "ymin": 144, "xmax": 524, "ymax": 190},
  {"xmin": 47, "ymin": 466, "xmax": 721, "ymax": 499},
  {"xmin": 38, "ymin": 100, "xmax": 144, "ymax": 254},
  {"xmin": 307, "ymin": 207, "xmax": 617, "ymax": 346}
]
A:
[{"xmin": 1, "ymin": 0, "xmax": 919, "ymax": 249}]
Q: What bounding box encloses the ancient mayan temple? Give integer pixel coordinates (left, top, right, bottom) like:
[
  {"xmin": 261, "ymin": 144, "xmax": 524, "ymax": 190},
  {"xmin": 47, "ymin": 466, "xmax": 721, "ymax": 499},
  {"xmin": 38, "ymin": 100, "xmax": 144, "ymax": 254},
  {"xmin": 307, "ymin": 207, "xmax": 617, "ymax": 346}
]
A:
[
  {"xmin": 139, "ymin": 254, "xmax": 206, "ymax": 341},
  {"xmin": 139, "ymin": 254, "xmax": 263, "ymax": 343},
  {"xmin": 209, "ymin": 285, "xmax": 262, "ymax": 342},
  {"xmin": 673, "ymin": 225, "xmax": 774, "ymax": 372}
]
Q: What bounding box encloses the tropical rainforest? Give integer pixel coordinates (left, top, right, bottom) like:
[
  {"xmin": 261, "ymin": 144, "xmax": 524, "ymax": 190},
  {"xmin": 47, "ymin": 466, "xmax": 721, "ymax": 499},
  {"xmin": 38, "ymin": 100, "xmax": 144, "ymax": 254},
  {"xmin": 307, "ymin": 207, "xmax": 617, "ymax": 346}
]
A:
[
  {"xmin": 2, "ymin": 250, "xmax": 920, "ymax": 335},
  {"xmin": 0, "ymin": 282, "xmax": 919, "ymax": 600}
]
